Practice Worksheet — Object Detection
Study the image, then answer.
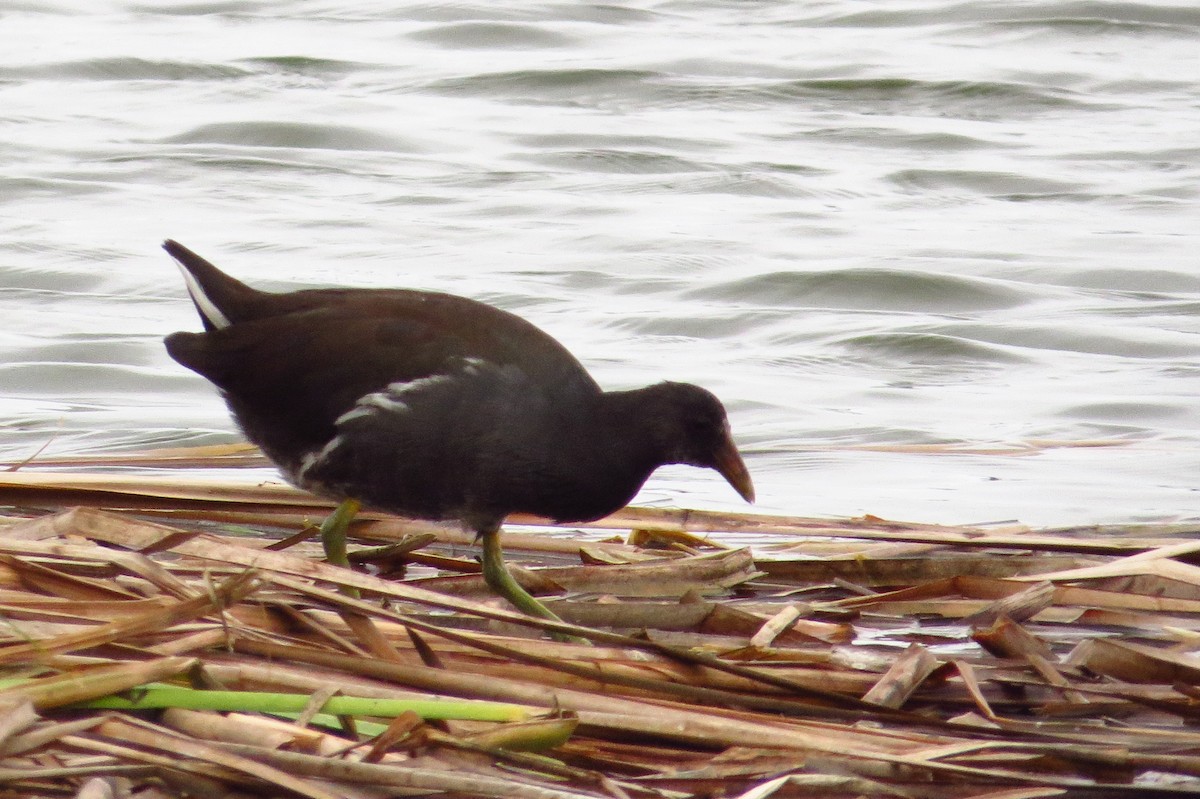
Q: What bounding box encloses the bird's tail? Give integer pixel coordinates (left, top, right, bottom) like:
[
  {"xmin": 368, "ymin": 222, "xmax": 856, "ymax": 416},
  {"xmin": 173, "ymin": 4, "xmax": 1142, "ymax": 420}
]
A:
[{"xmin": 163, "ymin": 239, "xmax": 263, "ymax": 332}]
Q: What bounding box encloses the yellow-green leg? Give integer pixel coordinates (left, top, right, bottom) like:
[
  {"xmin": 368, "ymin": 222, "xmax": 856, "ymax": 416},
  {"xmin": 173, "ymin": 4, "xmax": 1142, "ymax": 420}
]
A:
[
  {"xmin": 479, "ymin": 527, "xmax": 564, "ymax": 623},
  {"xmin": 321, "ymin": 498, "xmax": 362, "ymax": 597},
  {"xmin": 322, "ymin": 503, "xmax": 574, "ymax": 637}
]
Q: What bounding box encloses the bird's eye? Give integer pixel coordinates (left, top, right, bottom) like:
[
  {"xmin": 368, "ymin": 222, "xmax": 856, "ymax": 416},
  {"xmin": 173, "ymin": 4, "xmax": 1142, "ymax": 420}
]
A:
[{"xmin": 686, "ymin": 415, "xmax": 716, "ymax": 440}]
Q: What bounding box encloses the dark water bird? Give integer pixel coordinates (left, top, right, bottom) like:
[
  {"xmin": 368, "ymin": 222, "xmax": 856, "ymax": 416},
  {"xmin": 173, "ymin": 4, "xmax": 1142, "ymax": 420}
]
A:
[{"xmin": 163, "ymin": 239, "xmax": 754, "ymax": 622}]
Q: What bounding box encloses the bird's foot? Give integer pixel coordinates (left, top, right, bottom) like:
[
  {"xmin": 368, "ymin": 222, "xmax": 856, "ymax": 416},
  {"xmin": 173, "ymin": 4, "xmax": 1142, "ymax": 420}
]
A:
[
  {"xmin": 320, "ymin": 498, "xmax": 362, "ymax": 598},
  {"xmin": 479, "ymin": 528, "xmax": 587, "ymax": 644}
]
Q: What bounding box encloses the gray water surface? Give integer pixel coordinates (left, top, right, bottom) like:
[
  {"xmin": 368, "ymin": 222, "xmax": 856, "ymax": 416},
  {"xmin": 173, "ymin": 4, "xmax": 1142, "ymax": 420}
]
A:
[{"xmin": 2, "ymin": 2, "xmax": 1199, "ymax": 526}]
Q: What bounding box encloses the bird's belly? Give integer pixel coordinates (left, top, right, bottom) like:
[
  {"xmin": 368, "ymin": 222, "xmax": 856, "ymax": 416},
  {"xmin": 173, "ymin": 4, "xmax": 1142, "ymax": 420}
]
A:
[
  {"xmin": 291, "ymin": 442, "xmax": 639, "ymax": 528},
  {"xmin": 271, "ymin": 433, "xmax": 461, "ymax": 522}
]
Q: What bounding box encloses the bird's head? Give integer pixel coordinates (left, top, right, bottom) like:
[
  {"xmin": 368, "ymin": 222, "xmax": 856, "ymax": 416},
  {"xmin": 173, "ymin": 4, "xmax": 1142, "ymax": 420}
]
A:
[{"xmin": 647, "ymin": 382, "xmax": 755, "ymax": 504}]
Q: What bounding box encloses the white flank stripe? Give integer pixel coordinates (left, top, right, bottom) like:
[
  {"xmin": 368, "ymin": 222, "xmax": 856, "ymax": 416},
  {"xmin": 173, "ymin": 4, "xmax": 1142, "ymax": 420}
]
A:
[
  {"xmin": 298, "ymin": 434, "xmax": 344, "ymax": 480},
  {"xmin": 336, "ymin": 375, "xmax": 456, "ymax": 427},
  {"xmin": 333, "ymin": 405, "xmax": 375, "ymax": 426},
  {"xmin": 389, "ymin": 374, "xmax": 454, "ymax": 397},
  {"xmin": 358, "ymin": 388, "xmax": 411, "ymax": 414}
]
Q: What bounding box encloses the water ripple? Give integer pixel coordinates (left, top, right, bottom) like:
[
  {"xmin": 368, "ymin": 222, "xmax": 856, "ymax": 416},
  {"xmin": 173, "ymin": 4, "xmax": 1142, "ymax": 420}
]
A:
[
  {"xmin": 836, "ymin": 331, "xmax": 1030, "ymax": 366},
  {"xmin": 161, "ymin": 122, "xmax": 425, "ymax": 153},
  {"xmin": 815, "ymin": 1, "xmax": 1200, "ymax": 31},
  {"xmin": 428, "ymin": 68, "xmax": 659, "ymax": 100},
  {"xmin": 240, "ymin": 56, "xmax": 376, "ymax": 77},
  {"xmin": 407, "ymin": 21, "xmax": 576, "ymax": 49},
  {"xmin": 888, "ymin": 169, "xmax": 1085, "ymax": 199},
  {"xmin": 523, "ymin": 149, "xmax": 711, "ymax": 174},
  {"xmin": 0, "ymin": 58, "xmax": 251, "ymax": 81},
  {"xmin": 764, "ymin": 77, "xmax": 1091, "ymax": 112},
  {"xmin": 688, "ymin": 269, "xmax": 1033, "ymax": 313}
]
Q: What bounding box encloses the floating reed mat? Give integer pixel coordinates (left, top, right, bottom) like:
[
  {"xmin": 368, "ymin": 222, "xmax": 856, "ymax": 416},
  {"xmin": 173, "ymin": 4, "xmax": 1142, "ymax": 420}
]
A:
[{"xmin": 1, "ymin": 470, "xmax": 1200, "ymax": 797}]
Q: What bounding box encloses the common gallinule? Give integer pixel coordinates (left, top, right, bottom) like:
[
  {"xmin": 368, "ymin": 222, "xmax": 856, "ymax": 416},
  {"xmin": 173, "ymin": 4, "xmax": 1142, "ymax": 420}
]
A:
[{"xmin": 163, "ymin": 240, "xmax": 754, "ymax": 622}]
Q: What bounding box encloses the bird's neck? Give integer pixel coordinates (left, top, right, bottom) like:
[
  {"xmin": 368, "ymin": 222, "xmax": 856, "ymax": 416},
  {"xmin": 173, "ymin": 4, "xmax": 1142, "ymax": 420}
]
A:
[{"xmin": 593, "ymin": 387, "xmax": 676, "ymax": 466}]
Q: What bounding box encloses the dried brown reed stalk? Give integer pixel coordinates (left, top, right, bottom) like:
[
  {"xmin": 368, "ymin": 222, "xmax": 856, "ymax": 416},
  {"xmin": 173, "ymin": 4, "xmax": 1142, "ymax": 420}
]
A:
[{"xmin": 0, "ymin": 462, "xmax": 1199, "ymax": 797}]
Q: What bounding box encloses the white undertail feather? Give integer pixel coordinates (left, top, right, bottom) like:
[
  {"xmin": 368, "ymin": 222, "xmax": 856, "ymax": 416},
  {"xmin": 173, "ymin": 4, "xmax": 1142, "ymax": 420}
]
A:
[{"xmin": 174, "ymin": 261, "xmax": 231, "ymax": 330}]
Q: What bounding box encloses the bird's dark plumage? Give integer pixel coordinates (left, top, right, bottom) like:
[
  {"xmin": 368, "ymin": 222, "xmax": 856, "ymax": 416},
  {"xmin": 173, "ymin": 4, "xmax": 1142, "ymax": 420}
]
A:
[{"xmin": 163, "ymin": 239, "xmax": 754, "ymax": 535}]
